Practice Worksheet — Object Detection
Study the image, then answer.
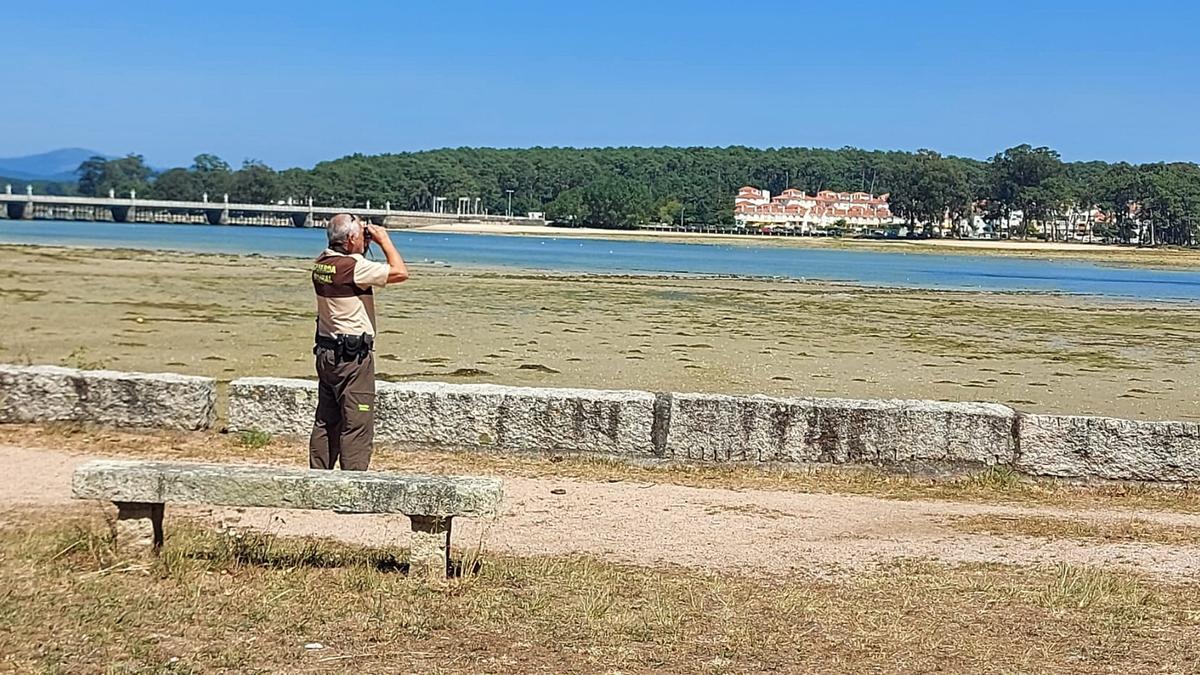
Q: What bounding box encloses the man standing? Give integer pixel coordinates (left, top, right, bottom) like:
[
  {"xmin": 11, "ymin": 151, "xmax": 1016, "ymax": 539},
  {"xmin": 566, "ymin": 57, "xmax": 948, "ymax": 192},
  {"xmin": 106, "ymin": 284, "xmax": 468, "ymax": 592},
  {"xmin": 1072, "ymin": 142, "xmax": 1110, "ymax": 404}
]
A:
[{"xmin": 310, "ymin": 213, "xmax": 408, "ymax": 470}]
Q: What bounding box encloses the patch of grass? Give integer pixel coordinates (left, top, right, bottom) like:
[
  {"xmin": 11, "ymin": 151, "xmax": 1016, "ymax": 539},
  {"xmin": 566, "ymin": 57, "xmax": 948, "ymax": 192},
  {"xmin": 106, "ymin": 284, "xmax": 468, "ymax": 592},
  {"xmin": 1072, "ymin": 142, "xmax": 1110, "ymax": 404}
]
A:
[
  {"xmin": 3, "ymin": 514, "xmax": 1200, "ymax": 673},
  {"xmin": 966, "ymin": 464, "xmax": 1023, "ymax": 490},
  {"xmin": 947, "ymin": 513, "xmax": 1200, "ymax": 546},
  {"xmin": 236, "ymin": 429, "xmax": 272, "ymax": 449},
  {"xmin": 701, "ymin": 502, "xmax": 794, "ymax": 519},
  {"xmin": 1038, "ymin": 563, "xmax": 1157, "ymax": 617}
]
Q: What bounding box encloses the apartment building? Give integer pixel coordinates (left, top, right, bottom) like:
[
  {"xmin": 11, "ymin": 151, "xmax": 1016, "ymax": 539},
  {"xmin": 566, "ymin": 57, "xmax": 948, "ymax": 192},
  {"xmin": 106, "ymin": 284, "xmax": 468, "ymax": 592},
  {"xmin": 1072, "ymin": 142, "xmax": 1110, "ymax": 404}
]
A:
[{"xmin": 734, "ymin": 186, "xmax": 897, "ymax": 234}]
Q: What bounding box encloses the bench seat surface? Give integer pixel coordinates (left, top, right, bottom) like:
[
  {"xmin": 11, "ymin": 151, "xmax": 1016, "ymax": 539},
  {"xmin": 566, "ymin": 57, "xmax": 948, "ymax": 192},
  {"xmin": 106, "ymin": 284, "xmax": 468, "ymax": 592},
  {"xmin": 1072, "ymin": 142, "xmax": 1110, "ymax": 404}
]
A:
[{"xmin": 72, "ymin": 460, "xmax": 503, "ymax": 518}]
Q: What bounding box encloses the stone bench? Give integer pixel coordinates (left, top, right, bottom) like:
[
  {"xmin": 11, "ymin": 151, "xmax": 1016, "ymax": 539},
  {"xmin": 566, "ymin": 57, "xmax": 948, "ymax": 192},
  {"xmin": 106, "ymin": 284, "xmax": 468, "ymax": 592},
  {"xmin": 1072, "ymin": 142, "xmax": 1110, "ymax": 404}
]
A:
[{"xmin": 72, "ymin": 460, "xmax": 503, "ymax": 577}]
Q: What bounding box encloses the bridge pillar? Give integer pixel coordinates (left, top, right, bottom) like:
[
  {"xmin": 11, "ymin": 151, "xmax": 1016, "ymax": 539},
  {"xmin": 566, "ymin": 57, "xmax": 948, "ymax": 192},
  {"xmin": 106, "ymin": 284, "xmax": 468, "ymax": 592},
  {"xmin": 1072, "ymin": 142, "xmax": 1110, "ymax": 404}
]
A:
[
  {"xmin": 111, "ymin": 205, "xmax": 134, "ymax": 223},
  {"xmin": 204, "ymin": 209, "xmax": 229, "ymax": 226},
  {"xmin": 5, "ymin": 201, "xmax": 31, "ymax": 220},
  {"xmin": 290, "ymin": 211, "xmax": 313, "ymax": 228}
]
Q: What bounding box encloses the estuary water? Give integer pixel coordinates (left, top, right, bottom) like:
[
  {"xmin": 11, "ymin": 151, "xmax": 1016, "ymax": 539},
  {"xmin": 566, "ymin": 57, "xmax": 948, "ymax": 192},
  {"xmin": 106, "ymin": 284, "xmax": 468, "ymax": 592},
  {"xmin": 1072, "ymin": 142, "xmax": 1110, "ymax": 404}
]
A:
[{"xmin": 4, "ymin": 219, "xmax": 1200, "ymax": 301}]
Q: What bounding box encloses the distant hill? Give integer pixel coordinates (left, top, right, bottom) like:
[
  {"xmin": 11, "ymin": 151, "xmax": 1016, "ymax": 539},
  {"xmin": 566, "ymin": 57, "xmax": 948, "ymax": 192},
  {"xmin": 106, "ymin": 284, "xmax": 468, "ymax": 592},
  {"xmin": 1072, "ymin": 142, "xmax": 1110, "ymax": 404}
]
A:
[{"xmin": 0, "ymin": 148, "xmax": 109, "ymax": 181}]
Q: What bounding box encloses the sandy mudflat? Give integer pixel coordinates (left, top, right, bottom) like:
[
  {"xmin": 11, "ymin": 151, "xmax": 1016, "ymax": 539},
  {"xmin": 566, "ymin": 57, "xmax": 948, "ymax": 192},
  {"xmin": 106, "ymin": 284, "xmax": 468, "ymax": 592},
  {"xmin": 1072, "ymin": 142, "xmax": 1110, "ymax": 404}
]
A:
[{"xmin": 3, "ymin": 244, "xmax": 1199, "ymax": 420}]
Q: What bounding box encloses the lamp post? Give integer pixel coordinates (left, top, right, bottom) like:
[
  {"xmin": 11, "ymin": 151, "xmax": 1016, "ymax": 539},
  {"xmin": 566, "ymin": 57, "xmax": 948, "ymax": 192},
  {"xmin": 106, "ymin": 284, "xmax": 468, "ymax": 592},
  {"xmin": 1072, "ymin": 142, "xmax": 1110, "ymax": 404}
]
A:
[{"xmin": 505, "ymin": 189, "xmax": 514, "ymax": 219}]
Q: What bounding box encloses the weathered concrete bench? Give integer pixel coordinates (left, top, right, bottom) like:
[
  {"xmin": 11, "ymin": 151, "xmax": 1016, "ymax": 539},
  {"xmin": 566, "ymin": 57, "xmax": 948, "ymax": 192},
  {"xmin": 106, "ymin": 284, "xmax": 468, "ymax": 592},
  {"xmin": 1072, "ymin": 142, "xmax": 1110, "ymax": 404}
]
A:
[{"xmin": 72, "ymin": 460, "xmax": 503, "ymax": 577}]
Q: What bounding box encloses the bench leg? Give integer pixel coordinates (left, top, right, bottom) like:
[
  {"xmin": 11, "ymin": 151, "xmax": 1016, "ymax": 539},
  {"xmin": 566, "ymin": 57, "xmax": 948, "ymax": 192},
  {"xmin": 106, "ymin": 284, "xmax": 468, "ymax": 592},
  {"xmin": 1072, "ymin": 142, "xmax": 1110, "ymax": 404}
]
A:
[
  {"xmin": 408, "ymin": 515, "xmax": 452, "ymax": 578},
  {"xmin": 114, "ymin": 502, "xmax": 164, "ymax": 556}
]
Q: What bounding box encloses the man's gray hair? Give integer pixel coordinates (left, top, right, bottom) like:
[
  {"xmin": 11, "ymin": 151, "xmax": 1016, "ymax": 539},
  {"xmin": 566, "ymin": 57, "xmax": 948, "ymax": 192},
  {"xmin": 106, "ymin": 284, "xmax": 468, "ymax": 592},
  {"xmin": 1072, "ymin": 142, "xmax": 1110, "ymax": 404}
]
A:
[{"xmin": 327, "ymin": 213, "xmax": 357, "ymax": 247}]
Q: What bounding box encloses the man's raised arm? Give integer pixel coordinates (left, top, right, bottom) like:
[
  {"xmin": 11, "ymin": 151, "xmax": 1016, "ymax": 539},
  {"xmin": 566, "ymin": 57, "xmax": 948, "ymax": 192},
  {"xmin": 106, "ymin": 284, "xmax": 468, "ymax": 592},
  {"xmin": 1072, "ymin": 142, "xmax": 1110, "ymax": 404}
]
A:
[{"xmin": 365, "ymin": 224, "xmax": 409, "ymax": 284}]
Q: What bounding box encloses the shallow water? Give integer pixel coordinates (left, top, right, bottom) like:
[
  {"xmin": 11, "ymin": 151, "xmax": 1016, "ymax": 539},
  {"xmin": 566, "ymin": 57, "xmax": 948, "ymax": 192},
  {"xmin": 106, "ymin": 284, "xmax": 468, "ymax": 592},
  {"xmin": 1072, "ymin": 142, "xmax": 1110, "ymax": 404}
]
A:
[{"xmin": 6, "ymin": 219, "xmax": 1200, "ymax": 300}]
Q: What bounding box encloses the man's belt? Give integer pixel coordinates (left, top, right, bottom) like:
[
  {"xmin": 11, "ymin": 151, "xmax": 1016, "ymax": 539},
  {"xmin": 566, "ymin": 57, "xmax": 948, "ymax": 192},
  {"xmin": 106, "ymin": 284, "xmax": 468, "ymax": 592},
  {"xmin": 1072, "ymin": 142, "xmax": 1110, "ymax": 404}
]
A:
[
  {"xmin": 314, "ymin": 334, "xmax": 341, "ymax": 350},
  {"xmin": 314, "ymin": 332, "xmax": 374, "ymax": 362}
]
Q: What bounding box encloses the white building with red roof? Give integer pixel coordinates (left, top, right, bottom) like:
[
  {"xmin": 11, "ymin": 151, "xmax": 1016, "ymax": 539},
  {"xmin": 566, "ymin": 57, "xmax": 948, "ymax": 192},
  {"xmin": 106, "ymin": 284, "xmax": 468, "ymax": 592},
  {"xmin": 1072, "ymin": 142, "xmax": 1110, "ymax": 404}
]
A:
[{"xmin": 733, "ymin": 186, "xmax": 897, "ymax": 234}]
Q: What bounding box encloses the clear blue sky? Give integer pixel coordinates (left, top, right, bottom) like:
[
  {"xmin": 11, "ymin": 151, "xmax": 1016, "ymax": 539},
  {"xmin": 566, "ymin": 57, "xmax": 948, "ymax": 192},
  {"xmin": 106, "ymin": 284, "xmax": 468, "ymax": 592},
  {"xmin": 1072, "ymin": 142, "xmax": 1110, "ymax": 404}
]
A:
[{"xmin": 4, "ymin": 0, "xmax": 1197, "ymax": 168}]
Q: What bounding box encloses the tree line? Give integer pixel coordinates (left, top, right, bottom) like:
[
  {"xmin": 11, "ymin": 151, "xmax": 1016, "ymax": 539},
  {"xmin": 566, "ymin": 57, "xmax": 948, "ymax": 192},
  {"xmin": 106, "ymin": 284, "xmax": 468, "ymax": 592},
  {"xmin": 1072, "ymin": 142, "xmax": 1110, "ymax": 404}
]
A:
[{"xmin": 71, "ymin": 146, "xmax": 1200, "ymax": 244}]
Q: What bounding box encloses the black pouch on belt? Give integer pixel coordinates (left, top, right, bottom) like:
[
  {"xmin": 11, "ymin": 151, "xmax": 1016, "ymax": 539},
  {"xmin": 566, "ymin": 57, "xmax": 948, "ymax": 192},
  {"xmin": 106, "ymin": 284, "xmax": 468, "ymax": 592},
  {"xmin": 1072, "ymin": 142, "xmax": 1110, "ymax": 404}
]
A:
[{"xmin": 339, "ymin": 333, "xmax": 373, "ymax": 362}]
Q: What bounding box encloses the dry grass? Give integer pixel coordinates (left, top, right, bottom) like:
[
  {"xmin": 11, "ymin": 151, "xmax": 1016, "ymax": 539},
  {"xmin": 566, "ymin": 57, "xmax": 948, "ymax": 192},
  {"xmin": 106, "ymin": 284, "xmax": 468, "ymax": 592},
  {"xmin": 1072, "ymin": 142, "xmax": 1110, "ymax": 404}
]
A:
[
  {"xmin": 1, "ymin": 511, "xmax": 1198, "ymax": 674},
  {"xmin": 8, "ymin": 423, "xmax": 1200, "ymax": 516},
  {"xmin": 948, "ymin": 513, "xmax": 1200, "ymax": 546}
]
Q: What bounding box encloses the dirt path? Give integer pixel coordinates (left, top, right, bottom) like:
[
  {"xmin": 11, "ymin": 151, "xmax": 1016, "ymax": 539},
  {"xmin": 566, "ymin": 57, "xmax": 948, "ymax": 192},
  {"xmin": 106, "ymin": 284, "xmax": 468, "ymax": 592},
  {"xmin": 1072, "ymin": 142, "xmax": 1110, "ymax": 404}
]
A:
[{"xmin": 8, "ymin": 443, "xmax": 1200, "ymax": 578}]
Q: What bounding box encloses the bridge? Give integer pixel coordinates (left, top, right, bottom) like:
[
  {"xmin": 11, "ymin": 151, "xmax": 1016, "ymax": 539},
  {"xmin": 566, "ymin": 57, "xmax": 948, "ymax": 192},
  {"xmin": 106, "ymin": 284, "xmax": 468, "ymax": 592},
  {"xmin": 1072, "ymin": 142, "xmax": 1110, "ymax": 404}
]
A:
[{"xmin": 0, "ymin": 186, "xmax": 544, "ymax": 229}]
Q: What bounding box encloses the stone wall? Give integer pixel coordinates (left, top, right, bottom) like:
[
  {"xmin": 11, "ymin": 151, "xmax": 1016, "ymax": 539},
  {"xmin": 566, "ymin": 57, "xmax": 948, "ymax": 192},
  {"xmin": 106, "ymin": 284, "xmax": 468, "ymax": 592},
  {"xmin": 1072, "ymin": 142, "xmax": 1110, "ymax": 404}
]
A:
[
  {"xmin": 228, "ymin": 378, "xmax": 658, "ymax": 456},
  {"xmin": 222, "ymin": 377, "xmax": 1200, "ymax": 480},
  {"xmin": 226, "ymin": 377, "xmax": 317, "ymax": 437},
  {"xmin": 9, "ymin": 362, "xmax": 1200, "ymax": 482},
  {"xmin": 1016, "ymin": 414, "xmax": 1200, "ymax": 482},
  {"xmin": 0, "ymin": 364, "xmax": 215, "ymax": 431},
  {"xmin": 661, "ymin": 393, "xmax": 1017, "ymax": 466}
]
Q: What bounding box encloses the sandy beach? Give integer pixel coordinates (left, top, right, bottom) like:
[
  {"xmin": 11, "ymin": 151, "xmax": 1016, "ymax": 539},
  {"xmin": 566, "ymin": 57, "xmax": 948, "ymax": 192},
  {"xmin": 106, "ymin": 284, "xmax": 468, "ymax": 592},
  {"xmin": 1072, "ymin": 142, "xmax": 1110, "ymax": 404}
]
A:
[
  {"xmin": 3, "ymin": 244, "xmax": 1198, "ymax": 421},
  {"xmin": 414, "ymin": 221, "xmax": 1200, "ymax": 269}
]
